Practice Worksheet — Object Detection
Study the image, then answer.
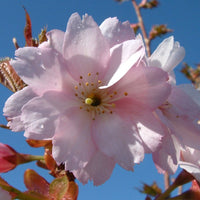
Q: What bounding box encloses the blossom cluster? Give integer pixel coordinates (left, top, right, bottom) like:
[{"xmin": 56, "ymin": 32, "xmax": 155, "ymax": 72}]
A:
[{"xmin": 3, "ymin": 13, "xmax": 200, "ymax": 185}]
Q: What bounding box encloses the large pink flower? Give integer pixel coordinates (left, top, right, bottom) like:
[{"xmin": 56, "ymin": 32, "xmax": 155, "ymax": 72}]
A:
[{"xmin": 4, "ymin": 13, "xmax": 171, "ymax": 185}]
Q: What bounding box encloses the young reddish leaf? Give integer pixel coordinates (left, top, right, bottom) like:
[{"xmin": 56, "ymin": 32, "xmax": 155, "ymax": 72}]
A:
[
  {"xmin": 38, "ymin": 28, "xmax": 48, "ymax": 44},
  {"xmin": 24, "ymin": 169, "xmax": 49, "ymax": 197},
  {"xmin": 44, "ymin": 149, "xmax": 57, "ymax": 172},
  {"xmin": 139, "ymin": 182, "xmax": 162, "ymax": 197},
  {"xmin": 49, "ymin": 176, "xmax": 69, "ymax": 200},
  {"xmin": 139, "ymin": 0, "xmax": 159, "ymax": 9},
  {"xmin": 149, "ymin": 24, "xmax": 172, "ymax": 40},
  {"xmin": 181, "ymin": 63, "xmax": 200, "ymax": 89},
  {"xmin": 64, "ymin": 181, "xmax": 79, "ymax": 200},
  {"xmin": 26, "ymin": 139, "xmax": 52, "ymax": 148},
  {"xmin": 23, "ymin": 7, "xmax": 33, "ymax": 46},
  {"xmin": 0, "ymin": 59, "xmax": 26, "ymax": 92}
]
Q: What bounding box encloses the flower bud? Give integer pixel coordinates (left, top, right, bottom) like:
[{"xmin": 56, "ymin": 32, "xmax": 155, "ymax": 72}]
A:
[{"xmin": 0, "ymin": 143, "xmax": 18, "ymax": 173}]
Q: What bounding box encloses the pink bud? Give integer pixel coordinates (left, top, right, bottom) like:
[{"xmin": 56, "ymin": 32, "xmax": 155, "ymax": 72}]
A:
[{"xmin": 0, "ymin": 143, "xmax": 18, "ymax": 173}]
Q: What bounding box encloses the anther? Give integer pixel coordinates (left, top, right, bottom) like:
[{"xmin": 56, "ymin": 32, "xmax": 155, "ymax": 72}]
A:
[
  {"xmin": 124, "ymin": 92, "xmax": 128, "ymax": 96},
  {"xmin": 88, "ymin": 73, "xmax": 91, "ymax": 76},
  {"xmin": 98, "ymin": 80, "xmax": 101, "ymax": 84},
  {"xmin": 85, "ymin": 82, "xmax": 89, "ymax": 86},
  {"xmin": 80, "ymin": 76, "xmax": 83, "ymax": 79},
  {"xmin": 111, "ymin": 103, "xmax": 115, "ymax": 107},
  {"xmin": 74, "ymin": 86, "xmax": 78, "ymax": 90}
]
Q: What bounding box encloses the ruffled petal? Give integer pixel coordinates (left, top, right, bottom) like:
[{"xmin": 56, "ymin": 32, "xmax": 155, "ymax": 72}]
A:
[
  {"xmin": 20, "ymin": 92, "xmax": 65, "ymax": 139},
  {"xmin": 168, "ymin": 86, "xmax": 200, "ymax": 120},
  {"xmin": 153, "ymin": 134, "xmax": 180, "ymax": 174},
  {"xmin": 178, "ymin": 84, "xmax": 200, "ymax": 107},
  {"xmin": 162, "ymin": 41, "xmax": 185, "ymax": 72},
  {"xmin": 137, "ymin": 111, "xmax": 166, "ymax": 153},
  {"xmin": 63, "ymin": 13, "xmax": 110, "ymax": 80},
  {"xmin": 99, "ymin": 17, "xmax": 135, "ymax": 47},
  {"xmin": 52, "ymin": 108, "xmax": 96, "ymax": 170},
  {"xmin": 149, "ymin": 36, "xmax": 185, "ymax": 72},
  {"xmin": 73, "ymin": 151, "xmax": 115, "ymax": 185},
  {"xmin": 45, "ymin": 29, "xmax": 65, "ymax": 53},
  {"xmin": 100, "ymin": 39, "xmax": 145, "ymax": 88},
  {"xmin": 93, "ymin": 113, "xmax": 144, "ymax": 170},
  {"xmin": 3, "ymin": 87, "xmax": 36, "ymax": 131},
  {"xmin": 114, "ymin": 66, "xmax": 171, "ymax": 110},
  {"xmin": 11, "ymin": 47, "xmax": 66, "ymax": 95},
  {"xmin": 149, "ymin": 36, "xmax": 174, "ymax": 69}
]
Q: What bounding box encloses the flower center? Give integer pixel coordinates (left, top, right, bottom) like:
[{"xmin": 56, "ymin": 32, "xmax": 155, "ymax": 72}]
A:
[
  {"xmin": 74, "ymin": 72, "xmax": 128, "ymax": 120},
  {"xmin": 85, "ymin": 94, "xmax": 101, "ymax": 107}
]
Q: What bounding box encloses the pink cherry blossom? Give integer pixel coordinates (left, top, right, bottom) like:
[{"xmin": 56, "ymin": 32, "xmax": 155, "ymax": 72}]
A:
[
  {"xmin": 146, "ymin": 36, "xmax": 200, "ymax": 175},
  {"xmin": 3, "ymin": 13, "xmax": 171, "ymax": 185},
  {"xmin": 0, "ymin": 143, "xmax": 17, "ymax": 173}
]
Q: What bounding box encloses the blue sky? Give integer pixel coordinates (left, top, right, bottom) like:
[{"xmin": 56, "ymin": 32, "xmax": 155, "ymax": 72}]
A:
[{"xmin": 0, "ymin": 0, "xmax": 200, "ymax": 199}]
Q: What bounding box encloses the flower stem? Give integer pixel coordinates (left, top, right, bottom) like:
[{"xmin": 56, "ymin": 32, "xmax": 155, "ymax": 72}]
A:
[
  {"xmin": 156, "ymin": 170, "xmax": 194, "ymax": 200},
  {"xmin": 131, "ymin": 0, "xmax": 151, "ymax": 56},
  {"xmin": 19, "ymin": 154, "xmax": 44, "ymax": 164},
  {"xmin": 164, "ymin": 172, "xmax": 170, "ymax": 190}
]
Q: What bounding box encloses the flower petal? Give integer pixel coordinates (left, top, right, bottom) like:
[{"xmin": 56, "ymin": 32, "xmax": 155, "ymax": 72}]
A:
[
  {"xmin": 45, "ymin": 29, "xmax": 65, "ymax": 53},
  {"xmin": 93, "ymin": 113, "xmax": 144, "ymax": 170},
  {"xmin": 99, "ymin": 17, "xmax": 135, "ymax": 47},
  {"xmin": 168, "ymin": 86, "xmax": 200, "ymax": 120},
  {"xmin": 153, "ymin": 134, "xmax": 180, "ymax": 174},
  {"xmin": 149, "ymin": 36, "xmax": 174, "ymax": 69},
  {"xmin": 52, "ymin": 108, "xmax": 96, "ymax": 170},
  {"xmin": 3, "ymin": 87, "xmax": 36, "ymax": 131},
  {"xmin": 162, "ymin": 42, "xmax": 185, "ymax": 72},
  {"xmin": 137, "ymin": 111, "xmax": 166, "ymax": 153},
  {"xmin": 100, "ymin": 39, "xmax": 145, "ymax": 88},
  {"xmin": 178, "ymin": 84, "xmax": 200, "ymax": 107},
  {"xmin": 73, "ymin": 151, "xmax": 115, "ymax": 185},
  {"xmin": 63, "ymin": 13, "xmax": 110, "ymax": 80},
  {"xmin": 115, "ymin": 66, "xmax": 171, "ymax": 110},
  {"xmin": 21, "ymin": 94, "xmax": 63, "ymax": 139},
  {"xmin": 149, "ymin": 36, "xmax": 185, "ymax": 72},
  {"xmin": 11, "ymin": 47, "xmax": 66, "ymax": 95},
  {"xmin": 179, "ymin": 161, "xmax": 200, "ymax": 182}
]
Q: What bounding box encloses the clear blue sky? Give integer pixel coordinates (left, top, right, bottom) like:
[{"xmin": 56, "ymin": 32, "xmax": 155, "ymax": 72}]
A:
[{"xmin": 0, "ymin": 0, "xmax": 200, "ymax": 199}]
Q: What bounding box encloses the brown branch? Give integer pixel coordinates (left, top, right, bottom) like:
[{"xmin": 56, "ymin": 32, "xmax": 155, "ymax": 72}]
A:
[{"xmin": 131, "ymin": 0, "xmax": 151, "ymax": 56}]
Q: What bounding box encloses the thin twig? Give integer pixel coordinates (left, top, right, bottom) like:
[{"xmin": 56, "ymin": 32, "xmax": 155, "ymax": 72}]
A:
[
  {"xmin": 164, "ymin": 172, "xmax": 170, "ymax": 190},
  {"xmin": 131, "ymin": 0, "xmax": 151, "ymax": 56}
]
